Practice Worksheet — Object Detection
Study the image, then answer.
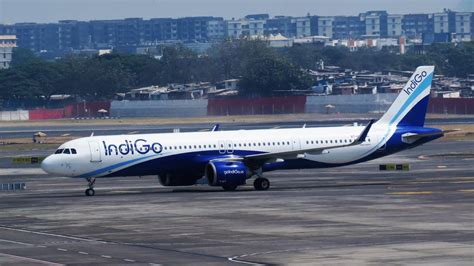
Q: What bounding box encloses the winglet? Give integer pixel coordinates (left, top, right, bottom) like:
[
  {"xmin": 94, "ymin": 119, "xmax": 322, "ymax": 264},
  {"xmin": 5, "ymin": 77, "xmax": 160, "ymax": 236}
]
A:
[
  {"xmin": 211, "ymin": 124, "xmax": 220, "ymax": 132},
  {"xmin": 355, "ymin": 120, "xmax": 374, "ymax": 143}
]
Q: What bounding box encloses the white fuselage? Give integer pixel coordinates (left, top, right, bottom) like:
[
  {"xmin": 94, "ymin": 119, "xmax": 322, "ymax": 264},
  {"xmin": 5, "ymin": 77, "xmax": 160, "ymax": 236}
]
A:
[{"xmin": 41, "ymin": 124, "xmax": 391, "ymax": 178}]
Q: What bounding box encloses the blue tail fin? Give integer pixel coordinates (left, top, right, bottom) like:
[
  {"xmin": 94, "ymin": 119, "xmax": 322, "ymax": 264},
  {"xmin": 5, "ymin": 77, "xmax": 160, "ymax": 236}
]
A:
[{"xmin": 376, "ymin": 66, "xmax": 434, "ymax": 127}]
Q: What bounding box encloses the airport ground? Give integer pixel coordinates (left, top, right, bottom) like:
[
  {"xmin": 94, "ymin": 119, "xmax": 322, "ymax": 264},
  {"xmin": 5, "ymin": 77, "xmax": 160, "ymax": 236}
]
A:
[{"xmin": 0, "ymin": 117, "xmax": 473, "ymax": 265}]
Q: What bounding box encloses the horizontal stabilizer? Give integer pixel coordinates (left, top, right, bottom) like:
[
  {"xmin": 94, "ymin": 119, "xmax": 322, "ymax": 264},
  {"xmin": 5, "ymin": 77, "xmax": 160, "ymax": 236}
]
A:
[{"xmin": 401, "ymin": 129, "xmax": 457, "ymax": 144}]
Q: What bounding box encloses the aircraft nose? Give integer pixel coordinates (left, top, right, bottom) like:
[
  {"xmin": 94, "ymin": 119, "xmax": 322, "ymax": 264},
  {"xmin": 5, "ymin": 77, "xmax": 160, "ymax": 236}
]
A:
[{"xmin": 41, "ymin": 156, "xmax": 56, "ymax": 174}]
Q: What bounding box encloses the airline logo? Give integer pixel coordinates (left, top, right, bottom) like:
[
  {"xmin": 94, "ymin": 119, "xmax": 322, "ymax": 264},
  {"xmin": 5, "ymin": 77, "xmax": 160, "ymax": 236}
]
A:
[
  {"xmin": 103, "ymin": 139, "xmax": 162, "ymax": 156},
  {"xmin": 224, "ymin": 169, "xmax": 245, "ymax": 175},
  {"xmin": 404, "ymin": 71, "xmax": 428, "ymax": 96}
]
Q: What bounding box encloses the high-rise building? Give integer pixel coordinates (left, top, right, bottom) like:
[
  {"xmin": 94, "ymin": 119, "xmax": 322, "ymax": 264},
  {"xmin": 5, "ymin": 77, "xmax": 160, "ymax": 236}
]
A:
[
  {"xmin": 265, "ymin": 16, "xmax": 294, "ymax": 37},
  {"xmin": 0, "ymin": 35, "xmax": 17, "ymax": 69},
  {"xmin": 177, "ymin": 17, "xmax": 220, "ymax": 42},
  {"xmin": 454, "ymin": 12, "xmax": 472, "ymax": 41},
  {"xmin": 402, "ymin": 14, "xmax": 433, "ymax": 39},
  {"xmin": 332, "ymin": 16, "xmax": 365, "ymax": 39},
  {"xmin": 225, "ymin": 19, "xmax": 244, "ymax": 39},
  {"xmin": 207, "ymin": 19, "xmax": 225, "ymax": 41},
  {"xmin": 387, "ymin": 15, "xmax": 403, "ymax": 37},
  {"xmin": 362, "ymin": 11, "xmax": 388, "ymax": 37},
  {"xmin": 318, "ymin": 17, "xmax": 334, "ymax": 38},
  {"xmin": 293, "ymin": 17, "xmax": 311, "ymax": 37}
]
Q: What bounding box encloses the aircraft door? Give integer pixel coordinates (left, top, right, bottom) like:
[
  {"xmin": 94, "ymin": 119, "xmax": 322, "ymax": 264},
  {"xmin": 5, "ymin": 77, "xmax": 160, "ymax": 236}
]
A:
[
  {"xmin": 218, "ymin": 140, "xmax": 226, "ymax": 154},
  {"xmin": 226, "ymin": 140, "xmax": 234, "ymax": 154},
  {"xmin": 88, "ymin": 141, "xmax": 102, "ymax": 162},
  {"xmin": 292, "ymin": 137, "xmax": 301, "ymax": 151}
]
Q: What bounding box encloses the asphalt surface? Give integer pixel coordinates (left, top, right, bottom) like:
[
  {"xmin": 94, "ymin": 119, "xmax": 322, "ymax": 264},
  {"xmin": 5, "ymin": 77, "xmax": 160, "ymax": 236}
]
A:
[{"xmin": 0, "ymin": 136, "xmax": 473, "ymax": 265}]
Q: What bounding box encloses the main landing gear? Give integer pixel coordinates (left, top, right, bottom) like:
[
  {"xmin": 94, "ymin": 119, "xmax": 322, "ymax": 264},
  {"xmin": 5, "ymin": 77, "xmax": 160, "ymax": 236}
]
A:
[
  {"xmin": 253, "ymin": 177, "xmax": 270, "ymax": 191},
  {"xmin": 85, "ymin": 177, "xmax": 96, "ymax": 196}
]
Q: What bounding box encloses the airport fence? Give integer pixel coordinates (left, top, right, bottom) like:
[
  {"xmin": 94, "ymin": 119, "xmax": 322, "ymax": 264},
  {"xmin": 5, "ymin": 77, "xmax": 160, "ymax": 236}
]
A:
[
  {"xmin": 208, "ymin": 96, "xmax": 306, "ymax": 116},
  {"xmin": 3, "ymin": 96, "xmax": 473, "ymax": 121},
  {"xmin": 428, "ymin": 98, "xmax": 474, "ymax": 114},
  {"xmin": 111, "ymin": 99, "xmax": 208, "ymax": 117},
  {"xmin": 0, "ymin": 110, "xmax": 29, "ymax": 121},
  {"xmin": 305, "ymin": 94, "xmax": 398, "ymax": 114}
]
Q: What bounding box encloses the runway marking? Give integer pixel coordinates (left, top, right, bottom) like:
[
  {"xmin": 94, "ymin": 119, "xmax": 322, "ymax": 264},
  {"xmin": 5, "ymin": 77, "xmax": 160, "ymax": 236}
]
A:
[
  {"xmin": 78, "ymin": 251, "xmax": 89, "ymax": 255},
  {"xmin": 451, "ymin": 181, "xmax": 474, "ymax": 184},
  {"xmin": 387, "ymin": 191, "xmax": 433, "ymax": 195},
  {"xmin": 124, "ymin": 259, "xmax": 136, "ymax": 262},
  {"xmin": 228, "ymin": 257, "xmax": 268, "ymax": 265},
  {"xmin": 0, "ymin": 226, "xmax": 107, "ymax": 244},
  {"xmin": 109, "ymin": 190, "xmax": 141, "ymax": 194},
  {"xmin": 101, "ymin": 255, "xmax": 112, "ymax": 259},
  {"xmin": 57, "ymin": 248, "xmax": 68, "ymax": 252},
  {"xmin": 458, "ymin": 189, "xmax": 474, "ymax": 193},
  {"xmin": 0, "ymin": 252, "xmax": 64, "ymax": 265},
  {"xmin": 437, "ymin": 165, "xmax": 448, "ymax": 168},
  {"xmin": 0, "ymin": 239, "xmax": 34, "ymax": 246}
]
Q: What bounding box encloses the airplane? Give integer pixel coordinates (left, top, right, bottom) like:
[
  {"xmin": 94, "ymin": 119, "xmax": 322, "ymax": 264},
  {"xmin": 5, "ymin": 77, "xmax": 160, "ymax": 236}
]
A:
[{"xmin": 41, "ymin": 66, "xmax": 447, "ymax": 196}]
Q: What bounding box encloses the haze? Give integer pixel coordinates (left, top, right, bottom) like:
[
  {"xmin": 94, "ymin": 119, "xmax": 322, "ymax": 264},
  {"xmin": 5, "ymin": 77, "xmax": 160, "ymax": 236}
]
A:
[{"xmin": 0, "ymin": 0, "xmax": 472, "ymax": 24}]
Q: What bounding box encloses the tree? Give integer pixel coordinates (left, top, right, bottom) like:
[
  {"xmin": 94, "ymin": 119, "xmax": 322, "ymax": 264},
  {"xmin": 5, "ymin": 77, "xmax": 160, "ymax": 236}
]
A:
[
  {"xmin": 239, "ymin": 54, "xmax": 312, "ymax": 96},
  {"xmin": 10, "ymin": 48, "xmax": 42, "ymax": 67}
]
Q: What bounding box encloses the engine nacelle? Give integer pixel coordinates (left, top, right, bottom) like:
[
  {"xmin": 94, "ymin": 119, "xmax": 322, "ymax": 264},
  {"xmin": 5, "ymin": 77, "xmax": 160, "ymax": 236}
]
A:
[
  {"xmin": 158, "ymin": 173, "xmax": 199, "ymax": 186},
  {"xmin": 205, "ymin": 161, "xmax": 249, "ymax": 186}
]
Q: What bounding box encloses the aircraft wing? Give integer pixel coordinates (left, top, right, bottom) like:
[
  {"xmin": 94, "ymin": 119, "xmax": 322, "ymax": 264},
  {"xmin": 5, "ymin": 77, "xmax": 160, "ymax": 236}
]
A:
[{"xmin": 243, "ymin": 120, "xmax": 375, "ymax": 162}]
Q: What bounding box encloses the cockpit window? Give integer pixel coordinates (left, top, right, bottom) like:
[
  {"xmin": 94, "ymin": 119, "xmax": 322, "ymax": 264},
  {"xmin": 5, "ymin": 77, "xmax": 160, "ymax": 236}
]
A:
[
  {"xmin": 63, "ymin": 149, "xmax": 71, "ymax": 154},
  {"xmin": 55, "ymin": 149, "xmax": 64, "ymax": 154},
  {"xmin": 71, "ymin": 148, "xmax": 77, "ymax": 154}
]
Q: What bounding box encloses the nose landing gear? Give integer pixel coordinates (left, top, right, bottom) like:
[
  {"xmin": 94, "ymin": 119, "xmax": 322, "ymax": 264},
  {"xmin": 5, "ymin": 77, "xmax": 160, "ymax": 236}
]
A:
[{"xmin": 85, "ymin": 177, "xmax": 96, "ymax": 196}]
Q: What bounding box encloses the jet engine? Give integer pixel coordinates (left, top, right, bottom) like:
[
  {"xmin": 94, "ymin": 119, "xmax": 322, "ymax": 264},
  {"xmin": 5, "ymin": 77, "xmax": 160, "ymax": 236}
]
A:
[{"xmin": 205, "ymin": 161, "xmax": 249, "ymax": 186}]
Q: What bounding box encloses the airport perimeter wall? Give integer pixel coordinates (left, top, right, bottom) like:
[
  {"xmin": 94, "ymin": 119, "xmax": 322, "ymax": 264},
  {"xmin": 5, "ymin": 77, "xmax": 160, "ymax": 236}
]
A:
[
  {"xmin": 110, "ymin": 99, "xmax": 208, "ymax": 117},
  {"xmin": 110, "ymin": 95, "xmax": 474, "ymax": 118},
  {"xmin": 305, "ymin": 94, "xmax": 398, "ymax": 114},
  {"xmin": 208, "ymin": 96, "xmax": 306, "ymax": 115},
  {"xmin": 0, "ymin": 110, "xmax": 29, "ymax": 121},
  {"xmin": 2, "ymin": 97, "xmax": 473, "ymax": 120}
]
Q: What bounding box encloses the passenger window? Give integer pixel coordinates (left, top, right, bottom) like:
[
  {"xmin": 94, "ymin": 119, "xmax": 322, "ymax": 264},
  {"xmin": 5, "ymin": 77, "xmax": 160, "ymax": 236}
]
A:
[
  {"xmin": 63, "ymin": 149, "xmax": 71, "ymax": 154},
  {"xmin": 55, "ymin": 149, "xmax": 64, "ymax": 154},
  {"xmin": 71, "ymin": 148, "xmax": 77, "ymax": 154}
]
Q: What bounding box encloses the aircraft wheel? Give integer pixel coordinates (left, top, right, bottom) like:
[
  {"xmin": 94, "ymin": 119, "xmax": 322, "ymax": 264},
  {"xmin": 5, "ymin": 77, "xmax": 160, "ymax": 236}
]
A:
[
  {"xmin": 85, "ymin": 188, "xmax": 95, "ymax": 196},
  {"xmin": 222, "ymin": 184, "xmax": 238, "ymax": 191},
  {"xmin": 254, "ymin": 178, "xmax": 270, "ymax": 191}
]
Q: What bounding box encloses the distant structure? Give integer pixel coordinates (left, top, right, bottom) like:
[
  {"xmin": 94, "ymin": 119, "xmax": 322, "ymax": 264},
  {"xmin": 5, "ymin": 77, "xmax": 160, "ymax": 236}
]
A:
[
  {"xmin": 0, "ymin": 35, "xmax": 17, "ymax": 69},
  {"xmin": 0, "ymin": 10, "xmax": 472, "ymax": 57}
]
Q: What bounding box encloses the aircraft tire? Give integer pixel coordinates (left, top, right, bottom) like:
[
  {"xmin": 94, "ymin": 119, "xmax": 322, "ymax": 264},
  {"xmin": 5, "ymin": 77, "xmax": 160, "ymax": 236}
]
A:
[
  {"xmin": 85, "ymin": 188, "xmax": 95, "ymax": 196},
  {"xmin": 254, "ymin": 178, "xmax": 270, "ymax": 191}
]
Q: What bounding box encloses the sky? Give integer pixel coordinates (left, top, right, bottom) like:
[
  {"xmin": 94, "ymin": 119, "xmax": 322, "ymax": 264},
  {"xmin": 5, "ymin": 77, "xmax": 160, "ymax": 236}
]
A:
[{"xmin": 0, "ymin": 0, "xmax": 472, "ymax": 24}]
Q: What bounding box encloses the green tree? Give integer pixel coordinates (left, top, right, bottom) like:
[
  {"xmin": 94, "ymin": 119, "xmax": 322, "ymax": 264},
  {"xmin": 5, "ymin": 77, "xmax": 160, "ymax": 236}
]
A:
[{"xmin": 239, "ymin": 54, "xmax": 312, "ymax": 96}]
